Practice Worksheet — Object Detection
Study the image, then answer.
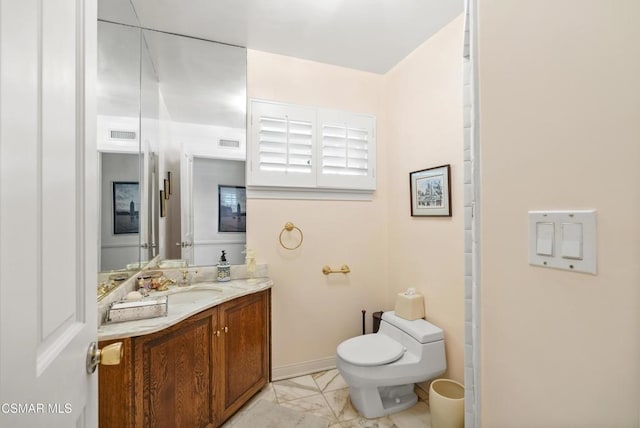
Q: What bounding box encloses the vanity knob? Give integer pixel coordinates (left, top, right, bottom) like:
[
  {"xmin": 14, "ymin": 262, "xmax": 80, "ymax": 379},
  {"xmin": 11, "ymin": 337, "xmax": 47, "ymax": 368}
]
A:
[{"xmin": 223, "ymin": 326, "xmax": 228, "ymax": 333}]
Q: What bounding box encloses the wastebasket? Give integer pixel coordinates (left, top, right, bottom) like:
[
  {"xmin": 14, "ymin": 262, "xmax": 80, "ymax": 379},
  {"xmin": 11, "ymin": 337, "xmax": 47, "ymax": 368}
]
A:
[
  {"xmin": 429, "ymin": 379, "xmax": 464, "ymax": 428},
  {"xmin": 372, "ymin": 311, "xmax": 383, "ymax": 333}
]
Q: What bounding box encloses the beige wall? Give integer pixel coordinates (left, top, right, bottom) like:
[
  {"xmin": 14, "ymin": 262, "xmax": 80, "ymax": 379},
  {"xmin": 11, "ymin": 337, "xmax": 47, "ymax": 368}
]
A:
[
  {"xmin": 478, "ymin": 1, "xmax": 640, "ymax": 426},
  {"xmin": 247, "ymin": 50, "xmax": 389, "ymax": 372},
  {"xmin": 247, "ymin": 20, "xmax": 466, "ymax": 379},
  {"xmin": 384, "ymin": 15, "xmax": 465, "ymax": 383}
]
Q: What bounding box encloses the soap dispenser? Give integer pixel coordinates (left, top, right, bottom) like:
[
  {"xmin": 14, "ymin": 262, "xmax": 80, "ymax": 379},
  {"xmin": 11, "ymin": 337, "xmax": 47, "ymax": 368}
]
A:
[{"xmin": 216, "ymin": 250, "xmax": 231, "ymax": 282}]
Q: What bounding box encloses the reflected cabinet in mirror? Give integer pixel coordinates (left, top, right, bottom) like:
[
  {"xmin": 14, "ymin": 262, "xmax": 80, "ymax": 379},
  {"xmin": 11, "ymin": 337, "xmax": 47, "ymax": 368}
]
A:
[{"xmin": 97, "ymin": 8, "xmax": 247, "ymax": 295}]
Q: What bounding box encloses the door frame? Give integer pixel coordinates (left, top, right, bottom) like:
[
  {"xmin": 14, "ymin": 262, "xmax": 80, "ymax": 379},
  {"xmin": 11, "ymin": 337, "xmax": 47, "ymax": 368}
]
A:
[{"xmin": 463, "ymin": 0, "xmax": 481, "ymax": 427}]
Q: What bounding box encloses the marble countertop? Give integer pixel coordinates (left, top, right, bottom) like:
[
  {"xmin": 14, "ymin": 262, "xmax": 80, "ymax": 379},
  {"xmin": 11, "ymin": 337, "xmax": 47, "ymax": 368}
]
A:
[{"xmin": 98, "ymin": 277, "xmax": 273, "ymax": 341}]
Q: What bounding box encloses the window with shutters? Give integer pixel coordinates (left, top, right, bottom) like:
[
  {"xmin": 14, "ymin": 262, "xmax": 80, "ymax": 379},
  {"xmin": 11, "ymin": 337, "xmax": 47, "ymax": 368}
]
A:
[
  {"xmin": 258, "ymin": 117, "xmax": 312, "ymax": 173},
  {"xmin": 317, "ymin": 109, "xmax": 375, "ymax": 190},
  {"xmin": 248, "ymin": 101, "xmax": 316, "ymax": 188},
  {"xmin": 248, "ymin": 99, "xmax": 376, "ymax": 197}
]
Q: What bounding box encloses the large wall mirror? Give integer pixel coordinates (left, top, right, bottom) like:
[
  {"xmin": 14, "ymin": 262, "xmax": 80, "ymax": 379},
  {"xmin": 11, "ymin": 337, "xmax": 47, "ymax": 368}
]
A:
[
  {"xmin": 97, "ymin": 19, "xmax": 146, "ymax": 273},
  {"xmin": 97, "ymin": 1, "xmax": 247, "ymax": 289}
]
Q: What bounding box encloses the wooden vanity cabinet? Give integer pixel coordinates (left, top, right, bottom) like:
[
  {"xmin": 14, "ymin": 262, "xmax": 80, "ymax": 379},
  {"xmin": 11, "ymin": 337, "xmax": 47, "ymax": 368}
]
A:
[
  {"xmin": 133, "ymin": 308, "xmax": 218, "ymax": 428},
  {"xmin": 99, "ymin": 289, "xmax": 271, "ymax": 428},
  {"xmin": 98, "ymin": 336, "xmax": 134, "ymax": 427},
  {"xmin": 218, "ymin": 290, "xmax": 270, "ymax": 422}
]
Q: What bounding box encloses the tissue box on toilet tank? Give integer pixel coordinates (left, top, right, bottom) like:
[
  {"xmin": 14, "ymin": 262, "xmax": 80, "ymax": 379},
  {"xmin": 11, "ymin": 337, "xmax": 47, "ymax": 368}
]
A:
[{"xmin": 394, "ymin": 288, "xmax": 425, "ymax": 320}]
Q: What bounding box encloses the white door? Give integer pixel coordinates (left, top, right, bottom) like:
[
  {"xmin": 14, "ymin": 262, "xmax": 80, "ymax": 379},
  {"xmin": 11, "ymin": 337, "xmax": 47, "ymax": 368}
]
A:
[
  {"xmin": 0, "ymin": 1, "xmax": 99, "ymax": 427},
  {"xmin": 180, "ymin": 152, "xmax": 194, "ymax": 264}
]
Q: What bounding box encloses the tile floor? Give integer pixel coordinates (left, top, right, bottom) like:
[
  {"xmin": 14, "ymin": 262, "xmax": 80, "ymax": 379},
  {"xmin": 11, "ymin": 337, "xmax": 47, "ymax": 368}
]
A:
[{"xmin": 223, "ymin": 369, "xmax": 432, "ymax": 427}]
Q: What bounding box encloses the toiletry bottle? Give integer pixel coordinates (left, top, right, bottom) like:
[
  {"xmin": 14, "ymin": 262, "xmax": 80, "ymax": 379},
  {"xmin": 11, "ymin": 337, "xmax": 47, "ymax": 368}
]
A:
[{"xmin": 217, "ymin": 250, "xmax": 231, "ymax": 282}]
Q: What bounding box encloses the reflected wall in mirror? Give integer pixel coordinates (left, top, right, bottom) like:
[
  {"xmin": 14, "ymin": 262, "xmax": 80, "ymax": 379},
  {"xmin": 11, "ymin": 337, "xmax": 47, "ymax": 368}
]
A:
[
  {"xmin": 100, "ymin": 154, "xmax": 140, "ymax": 270},
  {"xmin": 97, "ymin": 1, "xmax": 248, "ymax": 284},
  {"xmin": 141, "ymin": 29, "xmax": 247, "ymax": 266},
  {"xmin": 193, "ymin": 158, "xmax": 246, "ymax": 265},
  {"xmin": 97, "ymin": 18, "xmax": 161, "ymax": 276},
  {"xmin": 97, "ymin": 20, "xmax": 143, "ymax": 273},
  {"xmin": 140, "ymin": 27, "xmax": 161, "ymax": 263}
]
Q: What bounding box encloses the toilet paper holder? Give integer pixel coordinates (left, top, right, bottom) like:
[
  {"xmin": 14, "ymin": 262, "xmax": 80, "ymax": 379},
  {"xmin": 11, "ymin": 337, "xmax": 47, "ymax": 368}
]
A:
[{"xmin": 322, "ymin": 264, "xmax": 350, "ymax": 275}]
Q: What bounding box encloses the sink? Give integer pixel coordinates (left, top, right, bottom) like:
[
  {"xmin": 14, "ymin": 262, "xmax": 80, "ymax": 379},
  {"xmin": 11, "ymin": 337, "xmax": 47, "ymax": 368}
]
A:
[{"xmin": 168, "ymin": 288, "xmax": 223, "ymax": 304}]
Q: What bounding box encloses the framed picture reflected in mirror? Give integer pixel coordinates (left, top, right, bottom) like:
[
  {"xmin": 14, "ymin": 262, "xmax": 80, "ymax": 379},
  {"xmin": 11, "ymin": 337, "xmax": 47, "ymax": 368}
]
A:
[
  {"xmin": 218, "ymin": 185, "xmax": 246, "ymax": 232},
  {"xmin": 113, "ymin": 181, "xmax": 140, "ymax": 234}
]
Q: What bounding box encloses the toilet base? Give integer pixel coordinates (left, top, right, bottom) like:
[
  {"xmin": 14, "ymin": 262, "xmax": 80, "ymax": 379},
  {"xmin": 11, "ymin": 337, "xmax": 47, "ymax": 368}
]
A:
[{"xmin": 349, "ymin": 384, "xmax": 418, "ymax": 419}]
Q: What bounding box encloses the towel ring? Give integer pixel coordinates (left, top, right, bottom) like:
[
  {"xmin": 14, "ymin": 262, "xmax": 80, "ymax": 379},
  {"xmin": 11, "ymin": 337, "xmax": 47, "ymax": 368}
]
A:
[{"xmin": 279, "ymin": 222, "xmax": 303, "ymax": 250}]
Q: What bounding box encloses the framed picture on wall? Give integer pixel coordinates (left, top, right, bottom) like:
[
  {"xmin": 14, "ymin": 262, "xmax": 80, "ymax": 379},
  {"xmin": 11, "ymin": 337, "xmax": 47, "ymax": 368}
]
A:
[
  {"xmin": 409, "ymin": 164, "xmax": 452, "ymax": 217},
  {"xmin": 113, "ymin": 181, "xmax": 140, "ymax": 234},
  {"xmin": 218, "ymin": 185, "xmax": 246, "ymax": 232}
]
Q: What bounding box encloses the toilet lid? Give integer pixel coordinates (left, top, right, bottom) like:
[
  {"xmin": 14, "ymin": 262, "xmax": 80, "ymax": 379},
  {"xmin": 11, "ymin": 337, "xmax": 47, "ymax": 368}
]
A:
[{"xmin": 337, "ymin": 334, "xmax": 405, "ymax": 366}]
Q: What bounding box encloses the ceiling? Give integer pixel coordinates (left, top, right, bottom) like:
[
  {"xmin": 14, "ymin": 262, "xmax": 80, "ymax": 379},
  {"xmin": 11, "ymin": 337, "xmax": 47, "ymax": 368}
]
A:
[{"xmin": 99, "ymin": 0, "xmax": 463, "ymax": 74}]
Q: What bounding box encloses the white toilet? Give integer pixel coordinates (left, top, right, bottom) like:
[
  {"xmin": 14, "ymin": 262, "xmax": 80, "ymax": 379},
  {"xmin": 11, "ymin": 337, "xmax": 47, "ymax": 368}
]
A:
[{"xmin": 336, "ymin": 311, "xmax": 446, "ymax": 418}]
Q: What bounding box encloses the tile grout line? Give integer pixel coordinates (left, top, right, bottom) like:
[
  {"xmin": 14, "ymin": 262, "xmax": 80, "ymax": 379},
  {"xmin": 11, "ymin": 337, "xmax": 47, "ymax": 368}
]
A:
[
  {"xmin": 312, "ymin": 371, "xmax": 342, "ymax": 425},
  {"xmin": 320, "ymin": 382, "xmax": 359, "ymax": 425},
  {"xmin": 272, "ymin": 373, "xmax": 340, "ymax": 425},
  {"xmin": 319, "ymin": 390, "xmax": 340, "ymax": 425}
]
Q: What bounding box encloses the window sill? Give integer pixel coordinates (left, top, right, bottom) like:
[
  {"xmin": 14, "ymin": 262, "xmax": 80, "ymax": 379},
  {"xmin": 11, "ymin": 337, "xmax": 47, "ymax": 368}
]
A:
[{"xmin": 246, "ymin": 186, "xmax": 375, "ymax": 201}]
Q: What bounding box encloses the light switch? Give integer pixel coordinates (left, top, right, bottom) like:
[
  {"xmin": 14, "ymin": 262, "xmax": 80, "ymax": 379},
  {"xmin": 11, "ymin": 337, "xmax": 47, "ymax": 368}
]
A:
[
  {"xmin": 561, "ymin": 222, "xmax": 583, "ymax": 260},
  {"xmin": 529, "ymin": 210, "xmax": 596, "ymax": 274},
  {"xmin": 535, "ymin": 222, "xmax": 554, "ymax": 256}
]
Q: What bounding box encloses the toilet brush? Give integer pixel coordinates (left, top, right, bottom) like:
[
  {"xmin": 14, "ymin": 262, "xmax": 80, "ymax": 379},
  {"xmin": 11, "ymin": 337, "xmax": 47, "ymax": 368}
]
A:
[{"xmin": 362, "ymin": 309, "xmax": 366, "ymax": 335}]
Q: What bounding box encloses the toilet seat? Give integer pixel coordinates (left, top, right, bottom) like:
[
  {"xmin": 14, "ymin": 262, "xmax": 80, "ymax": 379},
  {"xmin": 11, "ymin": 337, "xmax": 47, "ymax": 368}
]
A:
[{"xmin": 337, "ymin": 334, "xmax": 405, "ymax": 366}]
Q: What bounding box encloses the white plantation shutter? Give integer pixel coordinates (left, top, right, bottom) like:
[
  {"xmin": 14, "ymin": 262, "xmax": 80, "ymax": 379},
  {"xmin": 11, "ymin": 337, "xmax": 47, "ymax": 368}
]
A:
[
  {"xmin": 317, "ymin": 109, "xmax": 375, "ymax": 190},
  {"xmin": 256, "ymin": 116, "xmax": 288, "ymax": 171},
  {"xmin": 257, "ymin": 117, "xmax": 313, "ymax": 173},
  {"xmin": 248, "ymin": 100, "xmax": 376, "ymax": 193},
  {"xmin": 321, "ymin": 124, "xmax": 369, "ymax": 176},
  {"xmin": 249, "ymin": 101, "xmax": 316, "ymax": 187},
  {"xmin": 286, "ymin": 119, "xmax": 313, "ymax": 173}
]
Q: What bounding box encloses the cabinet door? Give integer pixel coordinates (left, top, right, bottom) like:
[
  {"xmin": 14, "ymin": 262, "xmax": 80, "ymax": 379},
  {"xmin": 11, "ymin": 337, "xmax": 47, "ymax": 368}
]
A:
[
  {"xmin": 219, "ymin": 290, "xmax": 270, "ymax": 421},
  {"xmin": 134, "ymin": 308, "xmax": 218, "ymax": 428},
  {"xmin": 99, "ymin": 338, "xmax": 134, "ymax": 427}
]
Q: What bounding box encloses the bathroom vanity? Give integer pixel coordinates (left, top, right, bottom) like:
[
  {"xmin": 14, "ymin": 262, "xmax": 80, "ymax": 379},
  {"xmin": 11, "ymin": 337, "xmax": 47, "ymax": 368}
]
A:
[{"xmin": 97, "ymin": 278, "xmax": 272, "ymax": 427}]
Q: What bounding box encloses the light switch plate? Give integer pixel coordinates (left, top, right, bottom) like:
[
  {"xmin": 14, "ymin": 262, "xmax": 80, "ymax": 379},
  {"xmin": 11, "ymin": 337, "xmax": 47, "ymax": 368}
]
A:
[{"xmin": 528, "ymin": 210, "xmax": 596, "ymax": 274}]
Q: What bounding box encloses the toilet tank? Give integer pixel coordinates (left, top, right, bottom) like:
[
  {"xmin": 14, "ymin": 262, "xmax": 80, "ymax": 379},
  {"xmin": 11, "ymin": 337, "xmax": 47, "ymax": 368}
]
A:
[{"xmin": 380, "ymin": 311, "xmax": 444, "ymax": 344}]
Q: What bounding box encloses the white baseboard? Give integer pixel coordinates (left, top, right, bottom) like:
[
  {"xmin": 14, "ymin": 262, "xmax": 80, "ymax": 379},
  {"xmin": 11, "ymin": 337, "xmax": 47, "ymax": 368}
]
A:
[{"xmin": 272, "ymin": 356, "xmax": 336, "ymax": 381}]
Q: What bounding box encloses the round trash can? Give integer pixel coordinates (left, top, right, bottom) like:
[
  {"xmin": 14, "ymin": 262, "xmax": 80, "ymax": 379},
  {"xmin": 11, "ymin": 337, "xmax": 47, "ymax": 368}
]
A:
[
  {"xmin": 429, "ymin": 379, "xmax": 464, "ymax": 428},
  {"xmin": 372, "ymin": 311, "xmax": 383, "ymax": 333}
]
